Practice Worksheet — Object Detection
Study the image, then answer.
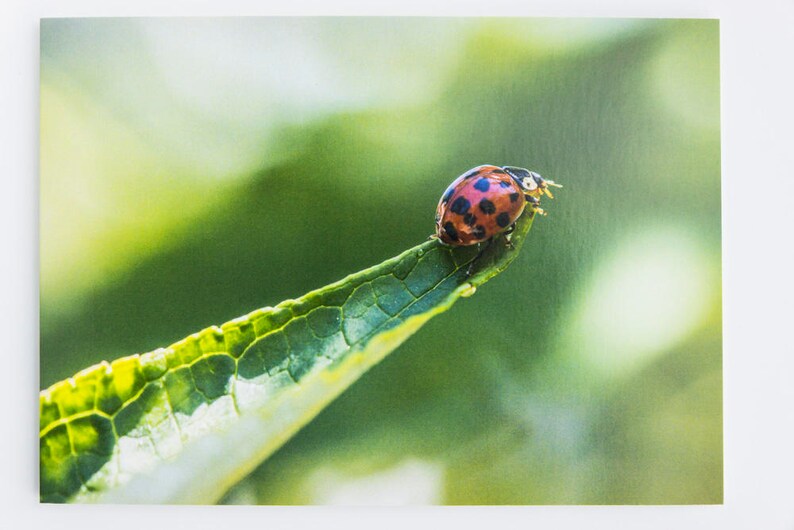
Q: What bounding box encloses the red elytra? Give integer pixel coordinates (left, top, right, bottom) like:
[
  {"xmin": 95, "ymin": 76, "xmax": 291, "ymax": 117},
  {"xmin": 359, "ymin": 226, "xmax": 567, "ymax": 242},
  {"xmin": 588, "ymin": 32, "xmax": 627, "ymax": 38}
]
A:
[{"xmin": 435, "ymin": 164, "xmax": 556, "ymax": 246}]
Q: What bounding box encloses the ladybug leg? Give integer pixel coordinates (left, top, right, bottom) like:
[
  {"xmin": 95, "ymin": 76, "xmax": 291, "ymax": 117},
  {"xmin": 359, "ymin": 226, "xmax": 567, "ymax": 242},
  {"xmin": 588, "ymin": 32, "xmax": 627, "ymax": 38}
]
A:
[
  {"xmin": 466, "ymin": 238, "xmax": 493, "ymax": 277},
  {"xmin": 503, "ymin": 225, "xmax": 516, "ymax": 249},
  {"xmin": 524, "ymin": 194, "xmax": 547, "ymax": 216},
  {"xmin": 541, "ymin": 179, "xmax": 563, "ymax": 199}
]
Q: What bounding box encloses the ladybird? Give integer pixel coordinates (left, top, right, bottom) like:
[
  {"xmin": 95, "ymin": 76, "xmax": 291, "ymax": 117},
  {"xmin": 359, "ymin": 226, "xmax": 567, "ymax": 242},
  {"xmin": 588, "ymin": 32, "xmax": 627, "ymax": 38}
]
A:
[{"xmin": 435, "ymin": 165, "xmax": 560, "ymax": 246}]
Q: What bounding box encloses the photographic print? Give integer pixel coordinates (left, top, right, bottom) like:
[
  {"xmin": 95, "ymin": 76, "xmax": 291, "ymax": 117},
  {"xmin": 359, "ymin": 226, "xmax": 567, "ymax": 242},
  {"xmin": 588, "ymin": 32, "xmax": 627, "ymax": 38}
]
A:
[{"xmin": 39, "ymin": 17, "xmax": 722, "ymax": 505}]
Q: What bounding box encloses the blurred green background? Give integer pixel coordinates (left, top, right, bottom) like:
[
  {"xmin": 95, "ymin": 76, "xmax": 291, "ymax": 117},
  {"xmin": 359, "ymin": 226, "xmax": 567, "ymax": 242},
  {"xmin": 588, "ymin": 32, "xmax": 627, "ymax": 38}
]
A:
[{"xmin": 40, "ymin": 17, "xmax": 721, "ymax": 504}]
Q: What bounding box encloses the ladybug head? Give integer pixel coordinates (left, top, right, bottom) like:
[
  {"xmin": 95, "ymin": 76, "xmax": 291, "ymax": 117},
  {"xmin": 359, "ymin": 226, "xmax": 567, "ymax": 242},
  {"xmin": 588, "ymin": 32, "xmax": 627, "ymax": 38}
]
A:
[{"xmin": 503, "ymin": 166, "xmax": 561, "ymax": 199}]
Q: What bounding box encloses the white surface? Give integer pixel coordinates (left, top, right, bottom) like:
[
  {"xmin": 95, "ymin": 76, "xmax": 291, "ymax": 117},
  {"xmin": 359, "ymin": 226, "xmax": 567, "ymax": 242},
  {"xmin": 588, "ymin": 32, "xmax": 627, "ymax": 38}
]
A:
[{"xmin": 2, "ymin": 0, "xmax": 793, "ymax": 528}]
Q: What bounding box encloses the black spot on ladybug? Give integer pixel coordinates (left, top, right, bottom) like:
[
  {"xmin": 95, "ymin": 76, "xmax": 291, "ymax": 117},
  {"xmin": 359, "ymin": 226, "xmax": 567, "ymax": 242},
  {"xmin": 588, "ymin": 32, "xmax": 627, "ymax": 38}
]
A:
[
  {"xmin": 510, "ymin": 192, "xmax": 520, "ymax": 202},
  {"xmin": 474, "ymin": 178, "xmax": 490, "ymax": 192},
  {"xmin": 499, "ymin": 180, "xmax": 512, "ymax": 188},
  {"xmin": 491, "ymin": 168, "xmax": 507, "ymax": 175},
  {"xmin": 450, "ymin": 196, "xmax": 471, "ymax": 215},
  {"xmin": 479, "ymin": 199, "xmax": 496, "ymax": 215},
  {"xmin": 443, "ymin": 221, "xmax": 459, "ymax": 241},
  {"xmin": 463, "ymin": 168, "xmax": 481, "ymax": 179},
  {"xmin": 496, "ymin": 212, "xmax": 511, "ymax": 228},
  {"xmin": 463, "ymin": 213, "xmax": 477, "ymax": 226},
  {"xmin": 442, "ymin": 186, "xmax": 455, "ymax": 204},
  {"xmin": 472, "ymin": 225, "xmax": 486, "ymax": 239}
]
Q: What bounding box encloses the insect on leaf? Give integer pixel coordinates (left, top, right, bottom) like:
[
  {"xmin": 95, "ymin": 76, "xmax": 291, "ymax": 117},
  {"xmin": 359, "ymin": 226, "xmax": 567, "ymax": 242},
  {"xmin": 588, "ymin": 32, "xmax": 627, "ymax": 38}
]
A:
[{"xmin": 39, "ymin": 212, "xmax": 538, "ymax": 504}]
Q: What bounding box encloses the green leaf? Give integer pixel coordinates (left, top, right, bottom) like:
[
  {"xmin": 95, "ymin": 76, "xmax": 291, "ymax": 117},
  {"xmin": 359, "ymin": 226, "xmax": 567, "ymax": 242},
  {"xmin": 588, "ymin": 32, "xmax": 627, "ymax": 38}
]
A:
[{"xmin": 40, "ymin": 212, "xmax": 538, "ymax": 504}]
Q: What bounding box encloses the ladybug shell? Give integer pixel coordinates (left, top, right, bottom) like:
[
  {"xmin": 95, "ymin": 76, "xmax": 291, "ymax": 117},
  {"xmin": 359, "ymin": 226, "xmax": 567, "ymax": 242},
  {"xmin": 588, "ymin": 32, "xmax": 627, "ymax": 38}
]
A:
[{"xmin": 435, "ymin": 165, "xmax": 526, "ymax": 246}]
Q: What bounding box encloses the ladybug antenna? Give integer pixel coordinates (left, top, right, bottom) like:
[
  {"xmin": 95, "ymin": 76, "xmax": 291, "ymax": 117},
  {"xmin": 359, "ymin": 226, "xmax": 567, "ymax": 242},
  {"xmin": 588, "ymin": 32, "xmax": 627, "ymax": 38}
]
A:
[{"xmin": 529, "ymin": 171, "xmax": 562, "ymax": 199}]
